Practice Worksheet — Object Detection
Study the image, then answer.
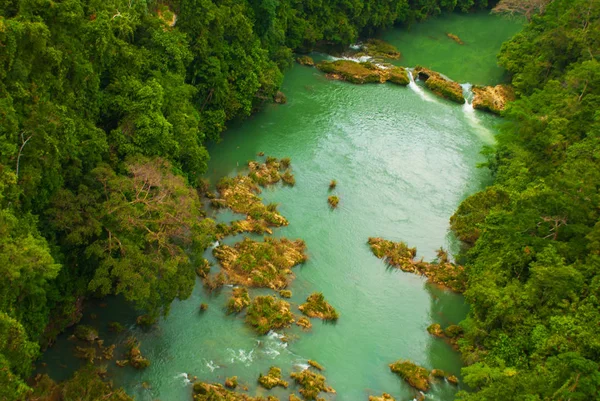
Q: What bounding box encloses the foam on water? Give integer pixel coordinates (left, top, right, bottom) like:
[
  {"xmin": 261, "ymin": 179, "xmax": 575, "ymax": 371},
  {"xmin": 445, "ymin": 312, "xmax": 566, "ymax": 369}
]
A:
[
  {"xmin": 174, "ymin": 372, "xmax": 191, "ymax": 385},
  {"xmin": 407, "ymin": 70, "xmax": 436, "ymax": 103}
]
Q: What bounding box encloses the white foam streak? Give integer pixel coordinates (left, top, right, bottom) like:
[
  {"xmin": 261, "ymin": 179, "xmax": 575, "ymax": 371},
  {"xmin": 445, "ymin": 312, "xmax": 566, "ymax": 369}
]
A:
[{"xmin": 408, "ymin": 70, "xmax": 435, "ymax": 103}]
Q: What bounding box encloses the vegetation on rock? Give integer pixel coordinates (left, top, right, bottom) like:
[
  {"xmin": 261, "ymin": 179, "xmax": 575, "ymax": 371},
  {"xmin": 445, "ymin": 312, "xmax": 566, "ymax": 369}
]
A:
[
  {"xmin": 472, "ymin": 84, "xmax": 515, "ymax": 114},
  {"xmin": 446, "ymin": 33, "xmax": 464, "ymax": 44},
  {"xmin": 299, "ymin": 293, "xmax": 339, "ymax": 321},
  {"xmin": 414, "ymin": 67, "xmax": 465, "ymax": 104},
  {"xmin": 258, "ymin": 366, "xmax": 288, "ymax": 389},
  {"xmin": 369, "ymin": 394, "xmax": 396, "ymax": 401},
  {"xmin": 389, "ymin": 360, "xmax": 430, "ymax": 392},
  {"xmin": 307, "ymin": 360, "xmax": 324, "ymax": 371},
  {"xmin": 296, "ymin": 56, "xmax": 315, "ymax": 66},
  {"xmin": 328, "ymin": 196, "xmax": 340, "ymax": 208},
  {"xmin": 317, "ymin": 60, "xmax": 409, "ymax": 86},
  {"xmin": 296, "ymin": 317, "xmax": 312, "ymax": 330},
  {"xmin": 290, "ymin": 368, "xmax": 335, "ymax": 400},
  {"xmin": 368, "ymin": 238, "xmax": 466, "ymax": 292},
  {"xmin": 227, "ymin": 288, "xmax": 251, "ymax": 314},
  {"xmin": 225, "ymin": 376, "xmax": 238, "ymax": 389},
  {"xmin": 246, "ymin": 296, "xmax": 294, "ymax": 335},
  {"xmin": 214, "ymin": 237, "xmax": 307, "ymax": 289}
]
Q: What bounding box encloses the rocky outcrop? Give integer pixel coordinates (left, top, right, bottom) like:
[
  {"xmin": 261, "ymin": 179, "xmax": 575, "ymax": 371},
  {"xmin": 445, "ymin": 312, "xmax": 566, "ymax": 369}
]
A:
[
  {"xmin": 413, "ymin": 66, "xmax": 465, "ymax": 104},
  {"xmin": 317, "ymin": 60, "xmax": 409, "ymax": 86},
  {"xmin": 472, "ymin": 84, "xmax": 515, "ymax": 114}
]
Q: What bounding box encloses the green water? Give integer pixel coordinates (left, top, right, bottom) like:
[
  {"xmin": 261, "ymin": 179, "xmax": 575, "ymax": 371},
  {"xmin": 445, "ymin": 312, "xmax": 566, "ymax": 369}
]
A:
[
  {"xmin": 39, "ymin": 13, "xmax": 520, "ymax": 401},
  {"xmin": 382, "ymin": 12, "xmax": 524, "ymax": 85}
]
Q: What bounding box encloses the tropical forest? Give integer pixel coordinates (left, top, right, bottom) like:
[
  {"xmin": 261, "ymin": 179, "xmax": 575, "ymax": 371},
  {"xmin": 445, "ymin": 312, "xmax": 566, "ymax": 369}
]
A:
[{"xmin": 0, "ymin": 0, "xmax": 599, "ymax": 400}]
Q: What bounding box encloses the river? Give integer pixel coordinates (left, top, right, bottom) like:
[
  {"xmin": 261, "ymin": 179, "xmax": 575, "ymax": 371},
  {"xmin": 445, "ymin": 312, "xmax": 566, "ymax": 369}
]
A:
[{"xmin": 39, "ymin": 11, "xmax": 523, "ymax": 401}]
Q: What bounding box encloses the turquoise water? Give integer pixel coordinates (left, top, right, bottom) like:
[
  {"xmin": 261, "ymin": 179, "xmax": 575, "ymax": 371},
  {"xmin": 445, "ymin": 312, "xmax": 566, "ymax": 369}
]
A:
[{"xmin": 39, "ymin": 13, "xmax": 519, "ymax": 401}]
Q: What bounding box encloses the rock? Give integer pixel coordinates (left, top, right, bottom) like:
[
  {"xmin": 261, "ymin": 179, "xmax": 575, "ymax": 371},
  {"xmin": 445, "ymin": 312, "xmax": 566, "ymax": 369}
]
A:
[
  {"xmin": 308, "ymin": 360, "xmax": 324, "ymax": 371},
  {"xmin": 246, "ymin": 295, "xmax": 294, "ymax": 334},
  {"xmin": 414, "ymin": 66, "xmax": 465, "ymax": 104},
  {"xmin": 225, "ymin": 376, "xmax": 238, "ymax": 389},
  {"xmin": 447, "ymin": 33, "xmax": 464, "ymax": 45},
  {"xmin": 136, "ymin": 314, "xmax": 156, "ymax": 328},
  {"xmin": 447, "ymin": 375, "xmax": 459, "ymax": 385},
  {"xmin": 427, "ymin": 323, "xmax": 444, "ymax": 337},
  {"xmin": 389, "ymin": 360, "xmax": 430, "ymax": 392},
  {"xmin": 472, "ymin": 84, "xmax": 515, "ymax": 114},
  {"xmin": 431, "ymin": 369, "xmax": 446, "ymax": 378},
  {"xmin": 361, "ymin": 39, "xmax": 401, "ymax": 59},
  {"xmin": 199, "ymin": 303, "xmax": 209, "ymax": 312},
  {"xmin": 227, "ymin": 287, "xmax": 251, "ymax": 314},
  {"xmin": 296, "ymin": 316, "xmax": 312, "ymax": 330},
  {"xmin": 274, "ymin": 91, "xmax": 287, "ymax": 104},
  {"xmin": 291, "ymin": 368, "xmax": 335, "ymax": 400},
  {"xmin": 258, "ymin": 366, "xmax": 288, "ymax": 389},
  {"xmin": 279, "ymin": 290, "xmax": 292, "ymax": 298},
  {"xmin": 296, "ymin": 55, "xmax": 315, "ymax": 66},
  {"xmin": 369, "ymin": 393, "xmax": 396, "ymax": 401},
  {"xmin": 317, "ymin": 60, "xmax": 408, "ymax": 86},
  {"xmin": 327, "ymin": 195, "xmax": 339, "ymax": 208},
  {"xmin": 299, "ymin": 293, "xmax": 339, "ymax": 321},
  {"xmin": 73, "ymin": 325, "xmax": 98, "ymax": 342}
]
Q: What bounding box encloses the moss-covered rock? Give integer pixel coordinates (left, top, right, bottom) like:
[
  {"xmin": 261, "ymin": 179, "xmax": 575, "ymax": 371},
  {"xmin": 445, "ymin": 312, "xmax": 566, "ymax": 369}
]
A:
[
  {"xmin": 368, "ymin": 238, "xmax": 466, "ymax": 292},
  {"xmin": 327, "ymin": 195, "xmax": 339, "ymax": 208},
  {"xmin": 317, "ymin": 60, "xmax": 408, "ymax": 86},
  {"xmin": 296, "ymin": 55, "xmax": 315, "ymax": 66},
  {"xmin": 246, "ymin": 296, "xmax": 294, "ymax": 334},
  {"xmin": 289, "ymin": 395, "xmax": 302, "ymax": 401},
  {"xmin": 279, "ymin": 290, "xmax": 292, "ymax": 298},
  {"xmin": 389, "ymin": 360, "xmax": 430, "ymax": 392},
  {"xmin": 472, "ymin": 84, "xmax": 515, "ymax": 114},
  {"xmin": 74, "ymin": 325, "xmax": 98, "ymax": 342},
  {"xmin": 108, "ymin": 321, "xmax": 125, "ymax": 333},
  {"xmin": 447, "ymin": 375, "xmax": 459, "ymax": 385},
  {"xmin": 426, "ymin": 323, "xmax": 443, "ymax": 337},
  {"xmin": 329, "ymin": 180, "xmax": 337, "ymax": 190},
  {"xmin": 307, "ymin": 360, "xmax": 324, "ymax": 371},
  {"xmin": 290, "ymin": 369, "xmax": 335, "ymax": 400},
  {"xmin": 318, "ymin": 60, "xmax": 382, "ymax": 84},
  {"xmin": 362, "ymin": 39, "xmax": 401, "ymax": 59},
  {"xmin": 136, "ymin": 314, "xmax": 157, "ymax": 328},
  {"xmin": 299, "ymin": 293, "xmax": 339, "ymax": 321},
  {"xmin": 296, "ymin": 316, "xmax": 312, "ymax": 330},
  {"xmin": 214, "ymin": 237, "xmax": 307, "ymax": 289},
  {"xmin": 369, "ymin": 393, "xmax": 396, "ymax": 401},
  {"xmin": 258, "ymin": 367, "xmax": 288, "ymax": 389},
  {"xmin": 199, "ymin": 303, "xmax": 209, "ymax": 312},
  {"xmin": 413, "ymin": 67, "xmax": 465, "ymax": 104},
  {"xmin": 125, "ymin": 337, "xmax": 150, "ymax": 369},
  {"xmin": 225, "ymin": 376, "xmax": 238, "ymax": 389},
  {"xmin": 227, "ymin": 287, "xmax": 251, "ymax": 314},
  {"xmin": 196, "ymin": 259, "xmax": 211, "ymax": 278},
  {"xmin": 274, "ymin": 91, "xmax": 287, "ymax": 104},
  {"xmin": 446, "ymin": 33, "xmax": 464, "ymax": 45},
  {"xmin": 192, "ymin": 381, "xmax": 273, "ymax": 400}
]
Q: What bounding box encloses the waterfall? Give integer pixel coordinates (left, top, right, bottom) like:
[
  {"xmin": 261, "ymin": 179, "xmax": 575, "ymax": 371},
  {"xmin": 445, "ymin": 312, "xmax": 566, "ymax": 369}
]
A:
[
  {"xmin": 460, "ymin": 83, "xmax": 495, "ymax": 144},
  {"xmin": 407, "ymin": 69, "xmax": 435, "ymax": 103}
]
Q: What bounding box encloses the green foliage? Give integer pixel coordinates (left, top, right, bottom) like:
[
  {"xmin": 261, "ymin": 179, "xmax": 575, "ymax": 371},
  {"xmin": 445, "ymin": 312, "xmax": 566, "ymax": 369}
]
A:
[{"xmin": 453, "ymin": 1, "xmax": 600, "ymax": 399}]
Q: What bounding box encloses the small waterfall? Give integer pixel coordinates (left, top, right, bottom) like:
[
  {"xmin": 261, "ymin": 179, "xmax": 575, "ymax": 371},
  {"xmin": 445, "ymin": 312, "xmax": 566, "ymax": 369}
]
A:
[
  {"xmin": 407, "ymin": 69, "xmax": 435, "ymax": 103},
  {"xmin": 461, "ymin": 83, "xmax": 475, "ymax": 113},
  {"xmin": 460, "ymin": 83, "xmax": 495, "ymax": 144}
]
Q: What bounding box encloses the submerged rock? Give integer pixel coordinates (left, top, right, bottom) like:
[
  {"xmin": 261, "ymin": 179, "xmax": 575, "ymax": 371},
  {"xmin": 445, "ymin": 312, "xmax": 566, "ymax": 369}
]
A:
[
  {"xmin": 290, "ymin": 368, "xmax": 335, "ymax": 400},
  {"xmin": 368, "ymin": 238, "xmax": 466, "ymax": 292},
  {"xmin": 446, "ymin": 33, "xmax": 464, "ymax": 45},
  {"xmin": 296, "ymin": 55, "xmax": 315, "ymax": 66},
  {"xmin": 213, "ymin": 237, "xmax": 307, "ymax": 289},
  {"xmin": 413, "ymin": 66, "xmax": 465, "ymax": 104},
  {"xmin": 299, "ymin": 293, "xmax": 339, "ymax": 321},
  {"xmin": 246, "ymin": 295, "xmax": 294, "ymax": 334},
  {"xmin": 389, "ymin": 360, "xmax": 430, "ymax": 392},
  {"xmin": 472, "ymin": 84, "xmax": 515, "ymax": 114},
  {"xmin": 258, "ymin": 366, "xmax": 289, "ymax": 389}
]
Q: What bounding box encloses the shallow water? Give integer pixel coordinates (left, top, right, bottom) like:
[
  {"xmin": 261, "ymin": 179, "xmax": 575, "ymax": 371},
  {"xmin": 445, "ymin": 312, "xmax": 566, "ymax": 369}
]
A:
[{"xmin": 39, "ymin": 13, "xmax": 520, "ymax": 401}]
